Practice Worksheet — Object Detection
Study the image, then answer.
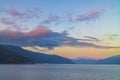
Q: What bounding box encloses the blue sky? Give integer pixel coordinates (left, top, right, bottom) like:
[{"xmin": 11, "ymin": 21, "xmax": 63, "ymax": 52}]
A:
[
  {"xmin": 0, "ymin": 0, "xmax": 119, "ymax": 36},
  {"xmin": 0, "ymin": 0, "xmax": 120, "ymax": 58}
]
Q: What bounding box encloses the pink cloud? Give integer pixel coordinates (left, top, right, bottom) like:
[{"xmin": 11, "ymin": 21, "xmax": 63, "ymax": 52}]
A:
[
  {"xmin": 42, "ymin": 15, "xmax": 59, "ymax": 24},
  {"xmin": 4, "ymin": 8, "xmax": 41, "ymax": 21},
  {"xmin": 0, "ymin": 28, "xmax": 120, "ymax": 49},
  {"xmin": 0, "ymin": 29, "xmax": 23, "ymax": 38},
  {"xmin": 28, "ymin": 25, "xmax": 51, "ymax": 37},
  {"xmin": 0, "ymin": 27, "xmax": 64, "ymax": 49},
  {"xmin": 76, "ymin": 8, "xmax": 105, "ymax": 22},
  {"xmin": 0, "ymin": 25, "xmax": 51, "ymax": 38},
  {"xmin": 5, "ymin": 9, "xmax": 21, "ymax": 17},
  {"xmin": 1, "ymin": 18, "xmax": 14, "ymax": 25}
]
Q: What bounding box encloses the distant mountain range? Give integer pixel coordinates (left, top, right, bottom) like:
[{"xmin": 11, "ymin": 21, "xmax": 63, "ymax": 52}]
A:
[
  {"xmin": 95, "ymin": 55, "xmax": 120, "ymax": 64},
  {"xmin": 0, "ymin": 45, "xmax": 120, "ymax": 64},
  {"xmin": 0, "ymin": 45, "xmax": 74, "ymax": 64},
  {"xmin": 72, "ymin": 58, "xmax": 97, "ymax": 64},
  {"xmin": 73, "ymin": 55, "xmax": 120, "ymax": 64}
]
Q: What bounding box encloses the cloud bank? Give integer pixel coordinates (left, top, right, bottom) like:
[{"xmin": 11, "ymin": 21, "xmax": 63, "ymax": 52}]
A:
[
  {"xmin": 1, "ymin": 8, "xmax": 119, "ymax": 50},
  {"xmin": 0, "ymin": 25, "xmax": 107, "ymax": 49}
]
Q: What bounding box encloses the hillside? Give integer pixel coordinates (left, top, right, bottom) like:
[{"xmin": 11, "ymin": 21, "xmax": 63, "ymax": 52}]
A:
[
  {"xmin": 95, "ymin": 55, "xmax": 120, "ymax": 64},
  {"xmin": 73, "ymin": 55, "xmax": 120, "ymax": 64},
  {"xmin": 73, "ymin": 58, "xmax": 97, "ymax": 64},
  {"xmin": 0, "ymin": 45, "xmax": 33, "ymax": 64},
  {"xmin": 0, "ymin": 45, "xmax": 74, "ymax": 64}
]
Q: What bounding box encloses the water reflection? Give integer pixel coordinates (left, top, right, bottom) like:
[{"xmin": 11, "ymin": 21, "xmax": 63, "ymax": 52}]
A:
[{"xmin": 0, "ymin": 64, "xmax": 120, "ymax": 80}]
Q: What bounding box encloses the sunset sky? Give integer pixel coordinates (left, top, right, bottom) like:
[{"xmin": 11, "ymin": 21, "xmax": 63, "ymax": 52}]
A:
[{"xmin": 0, "ymin": 0, "xmax": 120, "ymax": 59}]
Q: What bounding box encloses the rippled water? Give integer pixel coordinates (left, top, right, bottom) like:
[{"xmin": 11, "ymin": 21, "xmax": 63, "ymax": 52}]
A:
[{"xmin": 0, "ymin": 64, "xmax": 120, "ymax": 80}]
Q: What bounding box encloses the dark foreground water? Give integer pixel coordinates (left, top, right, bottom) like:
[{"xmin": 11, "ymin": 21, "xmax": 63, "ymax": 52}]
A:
[{"xmin": 0, "ymin": 64, "xmax": 120, "ymax": 80}]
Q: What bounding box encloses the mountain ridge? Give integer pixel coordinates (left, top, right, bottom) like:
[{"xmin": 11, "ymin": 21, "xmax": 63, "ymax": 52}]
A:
[
  {"xmin": 0, "ymin": 45, "xmax": 74, "ymax": 64},
  {"xmin": 95, "ymin": 55, "xmax": 120, "ymax": 64},
  {"xmin": 73, "ymin": 55, "xmax": 120, "ymax": 64}
]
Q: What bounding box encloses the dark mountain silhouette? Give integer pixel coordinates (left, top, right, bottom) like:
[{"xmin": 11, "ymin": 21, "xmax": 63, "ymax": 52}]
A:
[
  {"xmin": 0, "ymin": 45, "xmax": 74, "ymax": 64},
  {"xmin": 95, "ymin": 55, "xmax": 120, "ymax": 64},
  {"xmin": 0, "ymin": 45, "xmax": 33, "ymax": 64},
  {"xmin": 1, "ymin": 45, "xmax": 119, "ymax": 64}
]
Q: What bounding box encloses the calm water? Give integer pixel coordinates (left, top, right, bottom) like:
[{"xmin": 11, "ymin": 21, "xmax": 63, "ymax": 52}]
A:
[{"xmin": 0, "ymin": 64, "xmax": 120, "ymax": 80}]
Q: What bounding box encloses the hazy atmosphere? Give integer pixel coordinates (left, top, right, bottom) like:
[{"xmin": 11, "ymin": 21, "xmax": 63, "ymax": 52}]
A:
[
  {"xmin": 1, "ymin": 1, "xmax": 120, "ymax": 80},
  {"xmin": 0, "ymin": 0, "xmax": 120, "ymax": 59}
]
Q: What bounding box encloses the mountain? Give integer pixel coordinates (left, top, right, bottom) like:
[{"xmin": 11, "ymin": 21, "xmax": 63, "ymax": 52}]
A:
[
  {"xmin": 0, "ymin": 45, "xmax": 74, "ymax": 64},
  {"xmin": 73, "ymin": 55, "xmax": 120, "ymax": 64},
  {"xmin": 72, "ymin": 57, "xmax": 97, "ymax": 64},
  {"xmin": 2, "ymin": 44, "xmax": 120, "ymax": 64},
  {"xmin": 0, "ymin": 45, "xmax": 33, "ymax": 64},
  {"xmin": 95, "ymin": 55, "xmax": 120, "ymax": 64},
  {"xmin": 73, "ymin": 58, "xmax": 97, "ymax": 64}
]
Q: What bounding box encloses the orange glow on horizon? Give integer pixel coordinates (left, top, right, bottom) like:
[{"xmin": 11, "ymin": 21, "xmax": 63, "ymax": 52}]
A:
[{"xmin": 23, "ymin": 46, "xmax": 120, "ymax": 59}]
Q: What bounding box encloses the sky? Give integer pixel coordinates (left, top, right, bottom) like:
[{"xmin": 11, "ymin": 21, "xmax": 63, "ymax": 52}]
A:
[{"xmin": 0, "ymin": 0, "xmax": 120, "ymax": 59}]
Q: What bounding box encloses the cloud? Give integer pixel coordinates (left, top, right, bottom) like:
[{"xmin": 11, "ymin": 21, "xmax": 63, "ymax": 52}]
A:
[
  {"xmin": 105, "ymin": 46, "xmax": 120, "ymax": 49},
  {"xmin": 0, "ymin": 8, "xmax": 42, "ymax": 32},
  {"xmin": 0, "ymin": 29, "xmax": 23, "ymax": 38},
  {"xmin": 103, "ymin": 34, "xmax": 119, "ymax": 40},
  {"xmin": 42, "ymin": 15, "xmax": 60, "ymax": 24},
  {"xmin": 63, "ymin": 37, "xmax": 120, "ymax": 49},
  {"xmin": 28, "ymin": 25, "xmax": 51, "ymax": 37},
  {"xmin": 2, "ymin": 8, "xmax": 41, "ymax": 21},
  {"xmin": 76, "ymin": 8, "xmax": 105, "ymax": 22},
  {"xmin": 79, "ymin": 38, "xmax": 95, "ymax": 42},
  {"xmin": 0, "ymin": 27, "xmax": 120, "ymax": 50},
  {"xmin": 0, "ymin": 26, "xmax": 66, "ymax": 49},
  {"xmin": 25, "ymin": 8, "xmax": 41, "ymax": 19},
  {"xmin": 63, "ymin": 37, "xmax": 104, "ymax": 48},
  {"xmin": 5, "ymin": 9, "xmax": 22, "ymax": 17},
  {"xmin": 83, "ymin": 36, "xmax": 100, "ymax": 42},
  {"xmin": 1, "ymin": 8, "xmax": 116, "ymax": 50},
  {"xmin": 1, "ymin": 18, "xmax": 14, "ymax": 25},
  {"xmin": 0, "ymin": 26, "xmax": 103, "ymax": 49},
  {"xmin": 0, "ymin": 8, "xmax": 105, "ymax": 31},
  {"xmin": 0, "ymin": 17, "xmax": 25, "ymax": 31}
]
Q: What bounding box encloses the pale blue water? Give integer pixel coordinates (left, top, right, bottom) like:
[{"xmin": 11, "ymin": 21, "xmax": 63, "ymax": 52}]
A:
[{"xmin": 0, "ymin": 64, "xmax": 120, "ymax": 80}]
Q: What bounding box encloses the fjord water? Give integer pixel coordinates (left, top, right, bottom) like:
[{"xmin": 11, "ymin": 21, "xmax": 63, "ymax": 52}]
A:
[{"xmin": 0, "ymin": 64, "xmax": 120, "ymax": 80}]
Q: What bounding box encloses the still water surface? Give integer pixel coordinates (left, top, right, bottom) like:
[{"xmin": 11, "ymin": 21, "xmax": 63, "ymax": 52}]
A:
[{"xmin": 0, "ymin": 64, "xmax": 120, "ymax": 80}]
